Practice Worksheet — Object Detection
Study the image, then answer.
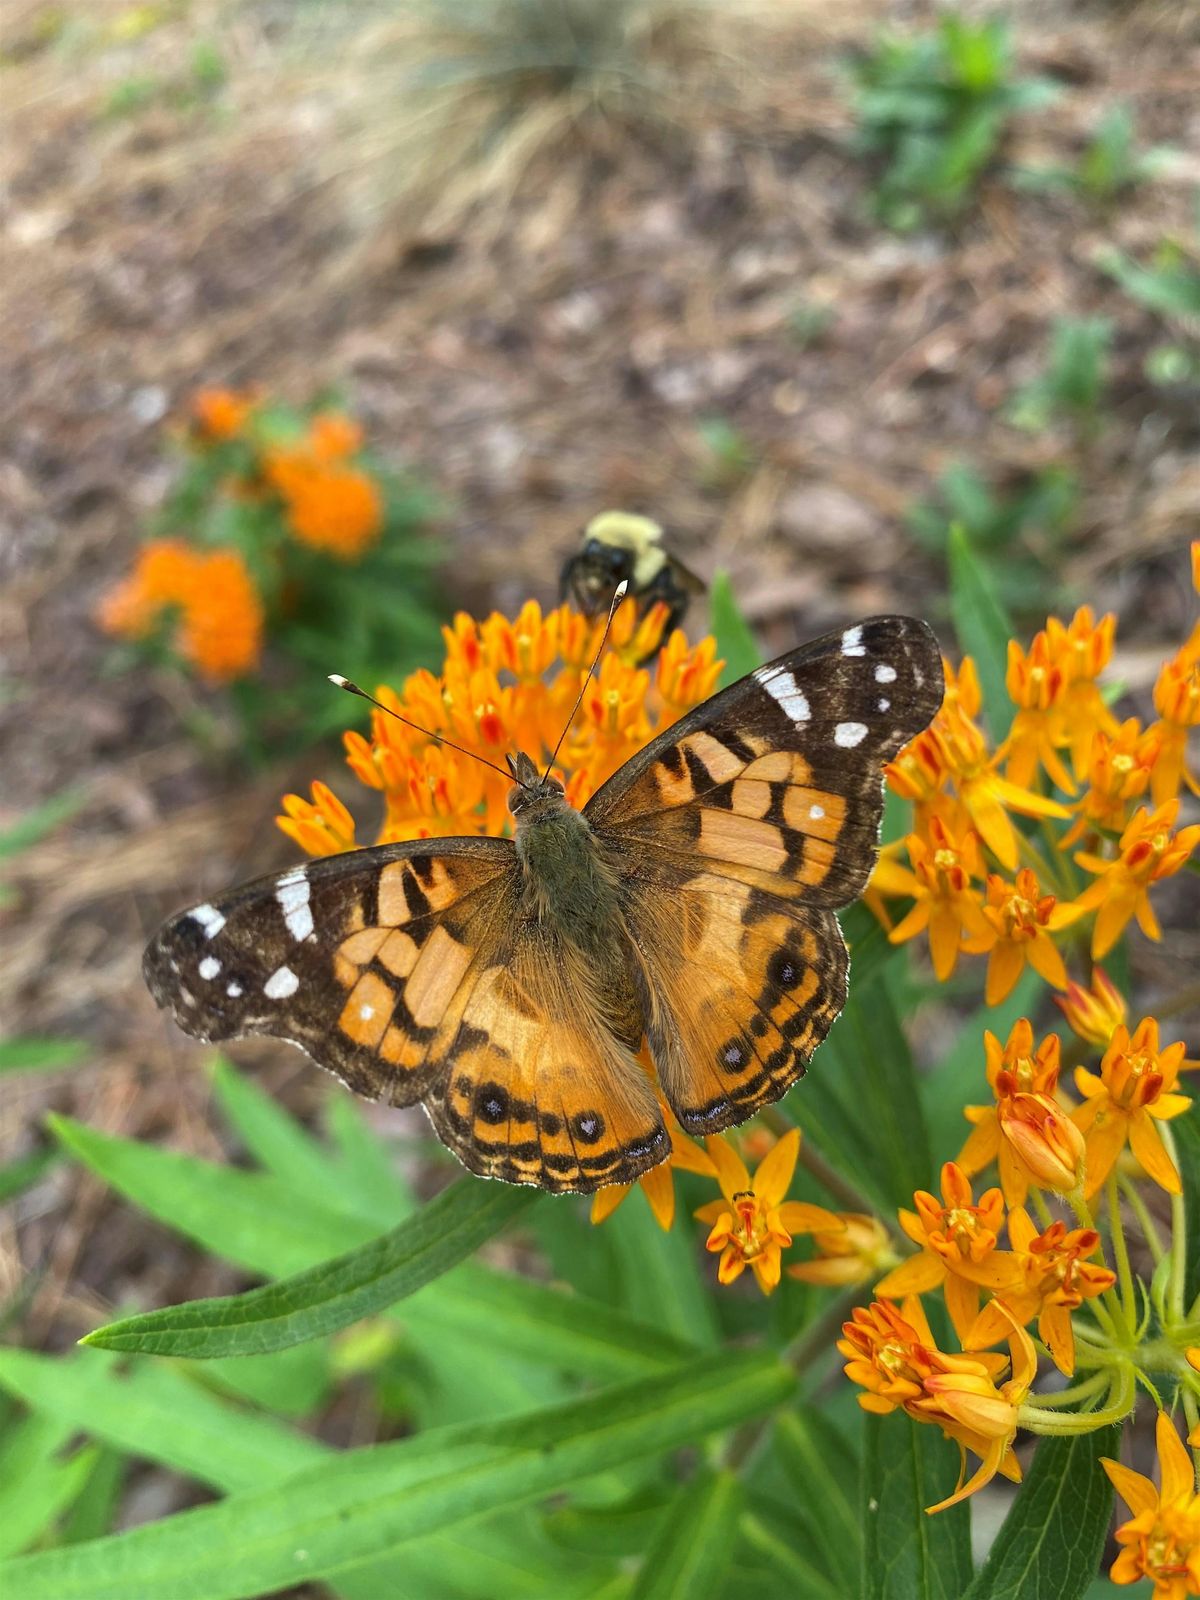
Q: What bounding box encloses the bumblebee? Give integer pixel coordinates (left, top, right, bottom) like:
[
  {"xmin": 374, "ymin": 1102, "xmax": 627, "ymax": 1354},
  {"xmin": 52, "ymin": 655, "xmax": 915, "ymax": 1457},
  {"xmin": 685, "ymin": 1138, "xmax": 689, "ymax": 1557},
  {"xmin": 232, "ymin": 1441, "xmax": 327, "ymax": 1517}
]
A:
[{"xmin": 561, "ymin": 512, "xmax": 704, "ymax": 650}]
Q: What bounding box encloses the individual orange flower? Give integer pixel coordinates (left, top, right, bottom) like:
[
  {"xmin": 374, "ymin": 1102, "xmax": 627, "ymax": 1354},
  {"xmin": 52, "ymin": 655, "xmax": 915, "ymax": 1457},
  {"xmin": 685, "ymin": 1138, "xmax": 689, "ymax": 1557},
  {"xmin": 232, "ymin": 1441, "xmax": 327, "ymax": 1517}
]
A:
[
  {"xmin": 930, "ymin": 700, "xmax": 1071, "ymax": 871},
  {"xmin": 875, "ymin": 1164, "xmax": 1016, "ymax": 1341},
  {"xmin": 276, "ymin": 780, "xmax": 357, "ymax": 857},
  {"xmin": 966, "ymin": 1208, "xmax": 1114, "ymax": 1375},
  {"xmin": 308, "ymin": 412, "xmax": 364, "ymax": 460},
  {"xmin": 656, "ymin": 628, "xmax": 723, "ymax": 719},
  {"xmin": 942, "ymin": 654, "xmax": 982, "ymax": 719},
  {"xmin": 176, "ymin": 549, "xmax": 264, "ymax": 683},
  {"xmin": 609, "ymin": 599, "xmax": 672, "ymax": 671},
  {"xmin": 966, "ymin": 867, "xmax": 1075, "ymax": 1005},
  {"xmin": 788, "ymin": 1212, "xmax": 897, "ymax": 1289},
  {"xmin": 1044, "ymin": 605, "xmax": 1120, "ymax": 777},
  {"xmin": 1055, "ymin": 968, "xmax": 1127, "ymax": 1048},
  {"xmin": 1150, "ymin": 645, "xmax": 1200, "ymax": 803},
  {"xmin": 1073, "ymin": 1018, "xmax": 1191, "ymax": 1196},
  {"xmin": 591, "ymin": 1091, "xmax": 717, "ymax": 1231},
  {"xmin": 838, "ymin": 1295, "xmax": 1033, "ymax": 1514},
  {"xmin": 1102, "ymin": 1411, "xmax": 1200, "ymax": 1598},
  {"xmin": 1003, "ymin": 631, "xmax": 1075, "ymax": 793},
  {"xmin": 1062, "ymin": 718, "xmax": 1163, "ymax": 846},
  {"xmin": 870, "ymin": 815, "xmax": 991, "ymax": 979},
  {"xmin": 1072, "ymin": 801, "xmax": 1200, "ymax": 958},
  {"xmin": 284, "ymin": 464, "xmax": 383, "ymax": 560},
  {"xmin": 885, "ymin": 726, "xmax": 957, "ymax": 836},
  {"xmin": 696, "ymin": 1129, "xmax": 839, "ymax": 1295},
  {"xmin": 959, "ymin": 1021, "xmax": 1077, "ymax": 1205},
  {"xmin": 191, "ymin": 386, "xmax": 257, "ymax": 442}
]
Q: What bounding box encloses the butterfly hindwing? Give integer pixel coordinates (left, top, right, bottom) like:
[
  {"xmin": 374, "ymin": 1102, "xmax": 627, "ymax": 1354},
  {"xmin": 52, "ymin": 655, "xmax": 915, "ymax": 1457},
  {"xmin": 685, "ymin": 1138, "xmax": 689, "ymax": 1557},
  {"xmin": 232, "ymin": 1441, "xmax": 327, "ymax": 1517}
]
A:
[{"xmin": 588, "ymin": 615, "xmax": 943, "ymax": 1130}]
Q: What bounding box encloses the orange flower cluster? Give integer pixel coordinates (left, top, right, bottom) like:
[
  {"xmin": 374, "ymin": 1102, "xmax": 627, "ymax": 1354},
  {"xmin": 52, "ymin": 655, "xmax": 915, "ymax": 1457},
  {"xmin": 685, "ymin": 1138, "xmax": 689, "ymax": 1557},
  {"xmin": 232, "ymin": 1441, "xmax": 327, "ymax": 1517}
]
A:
[
  {"xmin": 1103, "ymin": 1413, "xmax": 1200, "ymax": 1599},
  {"xmin": 264, "ymin": 414, "xmax": 384, "ymax": 561},
  {"xmin": 872, "ymin": 599, "xmax": 1200, "ymax": 993},
  {"xmin": 97, "ymin": 539, "xmax": 263, "ymax": 683},
  {"xmin": 280, "ymin": 598, "xmax": 722, "ymax": 849}
]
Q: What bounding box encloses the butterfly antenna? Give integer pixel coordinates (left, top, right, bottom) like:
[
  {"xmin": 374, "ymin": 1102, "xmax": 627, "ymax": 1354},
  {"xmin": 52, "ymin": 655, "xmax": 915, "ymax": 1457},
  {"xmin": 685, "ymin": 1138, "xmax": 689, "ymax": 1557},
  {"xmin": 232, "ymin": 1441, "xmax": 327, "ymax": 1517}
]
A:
[
  {"xmin": 542, "ymin": 579, "xmax": 628, "ymax": 783},
  {"xmin": 328, "ymin": 676, "xmax": 522, "ymax": 786}
]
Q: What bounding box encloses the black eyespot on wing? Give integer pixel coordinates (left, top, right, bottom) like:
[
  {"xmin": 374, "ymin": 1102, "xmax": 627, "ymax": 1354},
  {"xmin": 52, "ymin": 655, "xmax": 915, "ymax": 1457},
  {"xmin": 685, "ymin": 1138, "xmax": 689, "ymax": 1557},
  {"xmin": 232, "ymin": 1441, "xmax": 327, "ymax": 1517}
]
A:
[
  {"xmin": 476, "ymin": 1083, "xmax": 510, "ymax": 1125},
  {"xmin": 571, "ymin": 1110, "xmax": 606, "ymax": 1145}
]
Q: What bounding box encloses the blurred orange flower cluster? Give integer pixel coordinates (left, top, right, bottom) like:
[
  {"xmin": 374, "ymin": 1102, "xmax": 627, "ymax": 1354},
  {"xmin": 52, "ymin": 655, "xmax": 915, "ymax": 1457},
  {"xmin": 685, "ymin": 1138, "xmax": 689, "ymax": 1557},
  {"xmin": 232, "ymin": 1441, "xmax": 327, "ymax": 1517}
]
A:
[
  {"xmin": 97, "ymin": 538, "xmax": 263, "ymax": 684},
  {"xmin": 99, "ymin": 387, "xmax": 423, "ymax": 691},
  {"xmin": 871, "ymin": 590, "xmax": 1200, "ymax": 995},
  {"xmin": 278, "ymin": 597, "xmax": 722, "ymax": 851}
]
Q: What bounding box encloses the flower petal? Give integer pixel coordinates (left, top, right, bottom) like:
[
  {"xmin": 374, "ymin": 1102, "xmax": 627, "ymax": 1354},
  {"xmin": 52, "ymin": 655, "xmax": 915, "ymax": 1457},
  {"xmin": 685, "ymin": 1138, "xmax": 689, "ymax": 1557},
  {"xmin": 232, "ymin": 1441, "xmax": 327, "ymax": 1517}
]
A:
[
  {"xmin": 706, "ymin": 1134, "xmax": 751, "ymax": 1203},
  {"xmin": 640, "ymin": 1162, "xmax": 675, "ymax": 1231},
  {"xmin": 753, "ymin": 1128, "xmax": 801, "ymax": 1207},
  {"xmin": 1101, "ymin": 1457, "xmax": 1158, "ymax": 1519},
  {"xmin": 1128, "ymin": 1112, "xmax": 1181, "ymax": 1195},
  {"xmin": 1156, "ymin": 1411, "xmax": 1196, "ymax": 1504}
]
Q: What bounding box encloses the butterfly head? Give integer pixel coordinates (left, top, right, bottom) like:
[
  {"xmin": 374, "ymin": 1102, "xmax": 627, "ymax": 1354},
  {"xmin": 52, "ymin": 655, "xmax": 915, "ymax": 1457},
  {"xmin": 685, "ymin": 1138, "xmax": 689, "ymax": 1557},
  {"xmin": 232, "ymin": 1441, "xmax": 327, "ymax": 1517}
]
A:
[{"xmin": 506, "ymin": 751, "xmax": 566, "ymax": 822}]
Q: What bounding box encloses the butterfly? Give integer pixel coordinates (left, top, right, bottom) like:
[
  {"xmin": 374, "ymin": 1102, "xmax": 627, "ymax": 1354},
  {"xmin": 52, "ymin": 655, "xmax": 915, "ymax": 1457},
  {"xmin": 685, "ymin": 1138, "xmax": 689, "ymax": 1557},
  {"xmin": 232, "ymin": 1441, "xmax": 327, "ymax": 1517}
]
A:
[{"xmin": 143, "ymin": 615, "xmax": 943, "ymax": 1194}]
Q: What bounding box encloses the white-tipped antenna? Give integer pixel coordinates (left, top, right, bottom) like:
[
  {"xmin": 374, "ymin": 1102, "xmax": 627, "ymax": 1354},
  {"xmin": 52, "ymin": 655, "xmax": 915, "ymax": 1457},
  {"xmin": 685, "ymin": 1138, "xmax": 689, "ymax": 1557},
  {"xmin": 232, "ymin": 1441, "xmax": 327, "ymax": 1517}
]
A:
[
  {"xmin": 541, "ymin": 579, "xmax": 629, "ymax": 783},
  {"xmin": 328, "ymin": 675, "xmax": 522, "ymax": 786}
]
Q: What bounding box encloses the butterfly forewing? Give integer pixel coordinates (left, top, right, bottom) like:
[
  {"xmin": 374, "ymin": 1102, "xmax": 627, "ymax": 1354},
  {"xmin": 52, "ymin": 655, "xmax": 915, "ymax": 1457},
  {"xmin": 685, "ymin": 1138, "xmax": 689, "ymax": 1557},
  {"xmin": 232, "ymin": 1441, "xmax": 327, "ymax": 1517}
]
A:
[
  {"xmin": 142, "ymin": 837, "xmax": 515, "ymax": 1101},
  {"xmin": 587, "ymin": 615, "xmax": 943, "ymax": 1133}
]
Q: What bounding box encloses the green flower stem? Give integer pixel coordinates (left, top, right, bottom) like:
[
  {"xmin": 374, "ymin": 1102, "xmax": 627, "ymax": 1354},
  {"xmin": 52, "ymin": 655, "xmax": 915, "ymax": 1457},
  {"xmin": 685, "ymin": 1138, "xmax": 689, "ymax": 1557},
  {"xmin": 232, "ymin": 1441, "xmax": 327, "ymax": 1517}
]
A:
[
  {"xmin": 1019, "ymin": 1364, "xmax": 1135, "ymax": 1433},
  {"xmin": 1070, "ymin": 1185, "xmax": 1134, "ymax": 1345},
  {"xmin": 1159, "ymin": 1121, "xmax": 1188, "ymax": 1324},
  {"xmin": 1106, "ymin": 1170, "xmax": 1137, "ymax": 1325},
  {"xmin": 1183, "ymin": 1389, "xmax": 1200, "ymax": 1475},
  {"xmin": 1119, "ymin": 1174, "xmax": 1166, "ymax": 1261},
  {"xmin": 1030, "ymin": 1186, "xmax": 1055, "ymax": 1231},
  {"xmin": 1024, "ymin": 1370, "xmax": 1111, "ymax": 1408}
]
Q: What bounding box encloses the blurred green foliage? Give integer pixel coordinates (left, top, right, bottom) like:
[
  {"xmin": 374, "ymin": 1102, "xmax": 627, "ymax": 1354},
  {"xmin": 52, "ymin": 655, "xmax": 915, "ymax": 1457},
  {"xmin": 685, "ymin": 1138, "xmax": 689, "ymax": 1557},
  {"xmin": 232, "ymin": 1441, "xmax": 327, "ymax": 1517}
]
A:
[
  {"xmin": 849, "ymin": 14, "xmax": 1056, "ymax": 230},
  {"xmin": 1006, "ymin": 317, "xmax": 1112, "ymax": 439}
]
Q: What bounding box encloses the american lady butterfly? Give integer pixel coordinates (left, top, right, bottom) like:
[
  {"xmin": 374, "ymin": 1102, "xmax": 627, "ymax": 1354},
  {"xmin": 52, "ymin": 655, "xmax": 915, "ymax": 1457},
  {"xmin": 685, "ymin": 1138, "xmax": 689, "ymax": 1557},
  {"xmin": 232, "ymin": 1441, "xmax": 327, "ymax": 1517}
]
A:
[{"xmin": 144, "ymin": 615, "xmax": 943, "ymax": 1193}]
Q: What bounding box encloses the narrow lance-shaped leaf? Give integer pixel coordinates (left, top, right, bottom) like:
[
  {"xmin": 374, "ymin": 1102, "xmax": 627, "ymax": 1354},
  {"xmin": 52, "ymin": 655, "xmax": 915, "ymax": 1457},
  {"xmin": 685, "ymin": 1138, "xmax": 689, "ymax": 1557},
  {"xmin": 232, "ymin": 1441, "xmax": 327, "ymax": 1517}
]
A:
[
  {"xmin": 962, "ymin": 1426, "xmax": 1120, "ymax": 1600},
  {"xmin": 84, "ymin": 1177, "xmax": 541, "ymax": 1357},
  {"xmin": 630, "ymin": 1469, "xmax": 743, "ymax": 1600},
  {"xmin": 710, "ymin": 570, "xmax": 762, "ymax": 687},
  {"xmin": 0, "ymin": 1349, "xmax": 794, "ymax": 1600},
  {"xmin": 947, "ymin": 521, "xmax": 1014, "ymax": 741},
  {"xmin": 861, "ymin": 1412, "xmax": 974, "ymax": 1600}
]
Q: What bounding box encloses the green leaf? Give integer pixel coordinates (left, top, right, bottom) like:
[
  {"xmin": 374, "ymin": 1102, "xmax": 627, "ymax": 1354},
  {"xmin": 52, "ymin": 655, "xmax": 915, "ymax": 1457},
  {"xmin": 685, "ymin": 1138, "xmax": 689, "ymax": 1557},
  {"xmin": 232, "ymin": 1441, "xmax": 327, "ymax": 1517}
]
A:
[
  {"xmin": 0, "ymin": 1347, "xmax": 325, "ymax": 1494},
  {"xmin": 209, "ymin": 1055, "xmax": 338, "ymax": 1194},
  {"xmin": 0, "ymin": 1038, "xmax": 88, "ymax": 1076},
  {"xmin": 0, "ymin": 1148, "xmax": 59, "ymax": 1205},
  {"xmin": 0, "ymin": 1411, "xmax": 97, "ymax": 1559},
  {"xmin": 630, "ymin": 1469, "xmax": 742, "ymax": 1599},
  {"xmin": 0, "ymin": 1350, "xmax": 794, "ymax": 1600},
  {"xmin": 61, "ymin": 1448, "xmax": 126, "ymax": 1546},
  {"xmin": 710, "ymin": 571, "xmax": 762, "ymax": 686},
  {"xmin": 1173, "ymin": 1104, "xmax": 1200, "ymax": 1306},
  {"xmin": 861, "ymin": 1413, "xmax": 973, "ymax": 1600},
  {"xmin": 947, "ymin": 522, "xmax": 1013, "ymax": 740},
  {"xmin": 963, "ymin": 1426, "xmax": 1120, "ymax": 1599},
  {"xmin": 772, "ymin": 1410, "xmax": 860, "ymax": 1590},
  {"xmin": 0, "ymin": 787, "xmax": 85, "ymax": 860},
  {"xmin": 83, "ymin": 1178, "xmax": 540, "ymax": 1356}
]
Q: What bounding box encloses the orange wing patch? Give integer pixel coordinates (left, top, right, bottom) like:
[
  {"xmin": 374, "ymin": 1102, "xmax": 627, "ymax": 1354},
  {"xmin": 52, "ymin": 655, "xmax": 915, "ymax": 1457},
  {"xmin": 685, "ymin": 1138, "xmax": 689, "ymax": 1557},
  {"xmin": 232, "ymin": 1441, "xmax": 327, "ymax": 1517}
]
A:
[
  {"xmin": 424, "ymin": 942, "xmax": 668, "ymax": 1193},
  {"xmin": 626, "ymin": 869, "xmax": 848, "ymax": 1135}
]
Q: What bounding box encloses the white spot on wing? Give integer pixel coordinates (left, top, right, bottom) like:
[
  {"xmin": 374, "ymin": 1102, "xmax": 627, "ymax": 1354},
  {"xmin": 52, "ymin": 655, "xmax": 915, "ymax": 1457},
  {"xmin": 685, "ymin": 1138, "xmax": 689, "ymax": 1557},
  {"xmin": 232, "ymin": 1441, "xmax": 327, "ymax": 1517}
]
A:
[
  {"xmin": 198, "ymin": 956, "xmax": 221, "ymax": 981},
  {"xmin": 756, "ymin": 666, "xmax": 810, "ymax": 723},
  {"xmin": 809, "ymin": 804, "xmax": 825, "ymax": 820},
  {"xmin": 835, "ymin": 721, "xmax": 868, "ymax": 748},
  {"xmin": 875, "ymin": 664, "xmax": 897, "ymax": 684},
  {"xmin": 264, "ymin": 966, "xmax": 299, "ymax": 999},
  {"xmin": 276, "ymin": 868, "xmax": 313, "ymax": 942},
  {"xmin": 226, "ymin": 981, "xmax": 243, "ymax": 998},
  {"xmin": 841, "ymin": 625, "xmax": 865, "ymax": 657},
  {"xmin": 360, "ymin": 1004, "xmax": 374, "ymax": 1020},
  {"xmin": 189, "ymin": 903, "xmax": 225, "ymax": 939},
  {"xmin": 878, "ymin": 698, "xmax": 890, "ymax": 711}
]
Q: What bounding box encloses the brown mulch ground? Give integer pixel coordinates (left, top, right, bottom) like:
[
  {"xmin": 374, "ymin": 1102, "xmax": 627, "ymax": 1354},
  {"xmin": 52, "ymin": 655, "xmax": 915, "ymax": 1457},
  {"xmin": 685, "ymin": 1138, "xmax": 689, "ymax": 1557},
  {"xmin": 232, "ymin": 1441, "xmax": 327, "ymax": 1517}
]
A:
[{"xmin": 2, "ymin": 0, "xmax": 1198, "ymax": 1549}]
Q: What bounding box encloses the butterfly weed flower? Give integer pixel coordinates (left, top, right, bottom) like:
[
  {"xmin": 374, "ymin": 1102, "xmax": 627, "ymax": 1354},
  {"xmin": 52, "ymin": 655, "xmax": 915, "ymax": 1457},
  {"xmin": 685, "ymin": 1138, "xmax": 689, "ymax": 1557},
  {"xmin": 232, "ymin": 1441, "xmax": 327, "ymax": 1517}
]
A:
[
  {"xmin": 958, "ymin": 1021, "xmax": 1077, "ymax": 1206},
  {"xmin": 1045, "ymin": 605, "xmax": 1120, "ymax": 779},
  {"xmin": 874, "ymin": 1163, "xmax": 1016, "ymax": 1342},
  {"xmin": 871, "ymin": 815, "xmax": 990, "ymax": 979},
  {"xmin": 1150, "ymin": 644, "xmax": 1200, "ymax": 804},
  {"xmin": 1072, "ymin": 801, "xmax": 1200, "ymax": 958},
  {"xmin": 968, "ymin": 866, "xmax": 1076, "ymax": 1006},
  {"xmin": 1072, "ymin": 1018, "xmax": 1191, "ymax": 1198},
  {"xmin": 99, "ymin": 539, "xmax": 264, "ymax": 684},
  {"xmin": 1003, "ymin": 629, "xmax": 1075, "ymax": 793},
  {"xmin": 966, "ymin": 1208, "xmax": 1115, "ymax": 1376},
  {"xmin": 696, "ymin": 1128, "xmax": 841, "ymax": 1295},
  {"xmin": 1102, "ymin": 1412, "xmax": 1200, "ymax": 1598},
  {"xmin": 1055, "ymin": 968, "xmax": 1127, "ymax": 1048},
  {"xmin": 276, "ymin": 781, "xmax": 358, "ymax": 857},
  {"xmin": 1062, "ymin": 718, "xmax": 1164, "ymax": 846},
  {"xmin": 590, "ymin": 1095, "xmax": 718, "ymax": 1231},
  {"xmin": 787, "ymin": 1211, "xmax": 897, "ymax": 1289},
  {"xmin": 190, "ymin": 385, "xmax": 259, "ymax": 443}
]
